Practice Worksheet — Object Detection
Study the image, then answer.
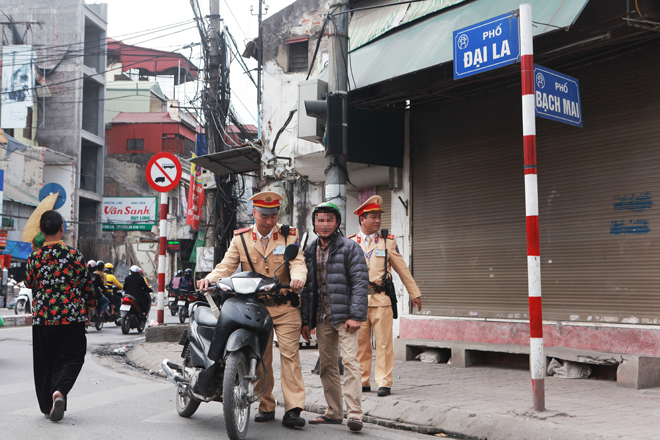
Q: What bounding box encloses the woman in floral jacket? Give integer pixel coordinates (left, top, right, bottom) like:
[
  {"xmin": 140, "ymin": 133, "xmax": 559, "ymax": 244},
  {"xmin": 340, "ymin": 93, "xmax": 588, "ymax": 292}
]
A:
[{"xmin": 25, "ymin": 210, "xmax": 95, "ymax": 422}]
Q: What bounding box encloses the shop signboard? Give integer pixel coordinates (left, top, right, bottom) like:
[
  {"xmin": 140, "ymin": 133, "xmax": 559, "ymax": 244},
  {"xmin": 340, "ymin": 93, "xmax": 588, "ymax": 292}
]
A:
[{"xmin": 102, "ymin": 197, "xmax": 158, "ymax": 231}]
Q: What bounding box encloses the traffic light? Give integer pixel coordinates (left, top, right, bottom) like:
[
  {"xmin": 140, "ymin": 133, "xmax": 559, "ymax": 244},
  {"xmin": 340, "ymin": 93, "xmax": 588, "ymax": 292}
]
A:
[{"xmin": 304, "ymin": 93, "xmax": 343, "ymax": 154}]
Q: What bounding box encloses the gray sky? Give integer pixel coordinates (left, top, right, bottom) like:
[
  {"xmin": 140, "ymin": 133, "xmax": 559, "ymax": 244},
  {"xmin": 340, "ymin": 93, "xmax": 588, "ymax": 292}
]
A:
[{"xmin": 102, "ymin": 0, "xmax": 295, "ymax": 127}]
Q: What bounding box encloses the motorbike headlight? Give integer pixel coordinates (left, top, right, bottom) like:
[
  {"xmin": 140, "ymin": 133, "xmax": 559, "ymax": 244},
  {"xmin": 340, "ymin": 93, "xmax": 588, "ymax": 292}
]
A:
[
  {"xmin": 216, "ymin": 282, "xmax": 231, "ymax": 292},
  {"xmin": 232, "ymin": 278, "xmax": 261, "ymax": 294},
  {"xmin": 259, "ymin": 283, "xmax": 276, "ymax": 292}
]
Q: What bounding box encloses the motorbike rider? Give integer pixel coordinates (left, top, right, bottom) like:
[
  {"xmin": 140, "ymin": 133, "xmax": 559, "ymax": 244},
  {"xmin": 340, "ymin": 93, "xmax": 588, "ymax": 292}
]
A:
[
  {"xmin": 179, "ymin": 268, "xmax": 195, "ymax": 293},
  {"xmin": 197, "ymin": 191, "xmax": 308, "ymax": 429},
  {"xmin": 94, "ymin": 261, "xmax": 113, "ymax": 314},
  {"xmin": 87, "ymin": 261, "xmax": 109, "ymax": 317},
  {"xmin": 123, "ymin": 265, "xmax": 153, "ymax": 318},
  {"xmin": 168, "ymin": 270, "xmax": 183, "ymax": 293},
  {"xmin": 104, "ymin": 263, "xmax": 123, "ymax": 315}
]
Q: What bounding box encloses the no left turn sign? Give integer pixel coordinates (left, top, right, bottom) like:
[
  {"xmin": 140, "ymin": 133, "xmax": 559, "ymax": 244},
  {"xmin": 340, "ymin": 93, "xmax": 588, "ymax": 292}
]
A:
[{"xmin": 146, "ymin": 152, "xmax": 182, "ymax": 192}]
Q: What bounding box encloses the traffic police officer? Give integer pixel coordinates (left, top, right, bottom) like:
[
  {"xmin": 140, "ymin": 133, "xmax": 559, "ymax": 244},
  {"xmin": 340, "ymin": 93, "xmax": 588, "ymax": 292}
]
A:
[
  {"xmin": 350, "ymin": 195, "xmax": 422, "ymax": 397},
  {"xmin": 197, "ymin": 191, "xmax": 308, "ymax": 428}
]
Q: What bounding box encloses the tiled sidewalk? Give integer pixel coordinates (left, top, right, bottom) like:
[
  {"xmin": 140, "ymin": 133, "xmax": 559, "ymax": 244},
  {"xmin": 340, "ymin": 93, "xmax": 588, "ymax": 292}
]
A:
[{"xmin": 128, "ymin": 341, "xmax": 660, "ymax": 439}]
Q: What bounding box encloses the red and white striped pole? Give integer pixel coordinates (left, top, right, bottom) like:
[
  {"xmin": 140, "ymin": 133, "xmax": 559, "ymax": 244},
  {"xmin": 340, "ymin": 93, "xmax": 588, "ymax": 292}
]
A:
[
  {"xmin": 157, "ymin": 192, "xmax": 168, "ymax": 324},
  {"xmin": 520, "ymin": 3, "xmax": 544, "ymax": 412}
]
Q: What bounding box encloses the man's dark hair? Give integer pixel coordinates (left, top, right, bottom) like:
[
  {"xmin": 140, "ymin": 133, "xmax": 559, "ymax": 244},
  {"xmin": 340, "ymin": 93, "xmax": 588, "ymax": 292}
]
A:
[{"xmin": 40, "ymin": 210, "xmax": 63, "ymax": 236}]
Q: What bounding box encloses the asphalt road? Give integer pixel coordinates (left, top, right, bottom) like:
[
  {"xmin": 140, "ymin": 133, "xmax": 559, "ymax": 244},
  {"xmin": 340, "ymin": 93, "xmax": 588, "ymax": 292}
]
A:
[{"xmin": 0, "ymin": 308, "xmax": 441, "ymax": 440}]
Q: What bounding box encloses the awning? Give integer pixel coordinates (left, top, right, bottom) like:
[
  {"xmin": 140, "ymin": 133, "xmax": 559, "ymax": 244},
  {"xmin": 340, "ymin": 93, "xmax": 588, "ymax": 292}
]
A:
[
  {"xmin": 107, "ymin": 39, "xmax": 199, "ymax": 85},
  {"xmin": 2, "ymin": 240, "xmax": 33, "ymax": 260},
  {"xmin": 188, "ymin": 147, "xmax": 261, "ymax": 175},
  {"xmin": 3, "ymin": 182, "xmax": 39, "ymax": 207},
  {"xmin": 329, "ymin": 0, "xmax": 589, "ymax": 90}
]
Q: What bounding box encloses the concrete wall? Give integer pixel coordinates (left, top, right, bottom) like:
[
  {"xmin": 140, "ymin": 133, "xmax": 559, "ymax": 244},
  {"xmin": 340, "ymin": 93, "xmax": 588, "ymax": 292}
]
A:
[{"xmin": 260, "ymin": 0, "xmax": 331, "ymax": 158}]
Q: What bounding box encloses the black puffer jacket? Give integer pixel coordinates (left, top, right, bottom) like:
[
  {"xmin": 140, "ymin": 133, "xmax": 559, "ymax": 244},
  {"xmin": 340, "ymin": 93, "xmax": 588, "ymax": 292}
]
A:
[{"xmin": 302, "ymin": 233, "xmax": 369, "ymax": 329}]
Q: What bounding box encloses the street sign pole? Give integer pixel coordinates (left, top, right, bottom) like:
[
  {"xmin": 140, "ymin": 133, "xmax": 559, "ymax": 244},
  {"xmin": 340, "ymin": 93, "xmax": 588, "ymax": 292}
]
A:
[
  {"xmin": 145, "ymin": 152, "xmax": 181, "ymax": 325},
  {"xmin": 520, "ymin": 3, "xmax": 545, "ymax": 412},
  {"xmin": 157, "ymin": 192, "xmax": 168, "ymax": 324}
]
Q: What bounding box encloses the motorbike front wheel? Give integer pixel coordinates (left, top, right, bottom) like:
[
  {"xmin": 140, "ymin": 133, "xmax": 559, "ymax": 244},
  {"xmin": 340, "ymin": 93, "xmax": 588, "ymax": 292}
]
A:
[
  {"xmin": 95, "ymin": 319, "xmax": 104, "ymax": 331},
  {"xmin": 223, "ymin": 351, "xmax": 250, "ymax": 440},
  {"xmin": 121, "ymin": 315, "xmax": 130, "ymax": 335},
  {"xmin": 137, "ymin": 318, "xmax": 146, "ymax": 333},
  {"xmin": 176, "ymin": 353, "xmax": 201, "ymax": 418},
  {"xmin": 14, "ymin": 299, "xmax": 27, "ymax": 315}
]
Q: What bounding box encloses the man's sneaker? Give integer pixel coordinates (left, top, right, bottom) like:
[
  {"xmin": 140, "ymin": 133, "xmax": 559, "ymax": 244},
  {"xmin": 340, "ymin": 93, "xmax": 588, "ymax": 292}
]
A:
[
  {"xmin": 254, "ymin": 411, "xmax": 275, "ymax": 422},
  {"xmin": 377, "ymin": 387, "xmax": 391, "ymax": 397},
  {"xmin": 282, "ymin": 408, "xmax": 306, "ymax": 428}
]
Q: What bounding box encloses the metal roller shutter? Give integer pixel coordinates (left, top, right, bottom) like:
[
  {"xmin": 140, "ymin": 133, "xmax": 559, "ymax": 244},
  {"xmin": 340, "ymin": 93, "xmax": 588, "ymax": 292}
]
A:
[{"xmin": 411, "ymin": 46, "xmax": 660, "ymax": 323}]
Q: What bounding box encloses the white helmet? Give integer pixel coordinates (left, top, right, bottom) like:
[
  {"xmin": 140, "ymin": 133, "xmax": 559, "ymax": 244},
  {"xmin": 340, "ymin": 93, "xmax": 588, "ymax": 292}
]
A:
[{"xmin": 130, "ymin": 265, "xmax": 141, "ymax": 274}]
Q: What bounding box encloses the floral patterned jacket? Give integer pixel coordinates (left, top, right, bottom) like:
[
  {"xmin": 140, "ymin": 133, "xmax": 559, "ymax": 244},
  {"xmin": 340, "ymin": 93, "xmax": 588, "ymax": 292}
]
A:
[{"xmin": 25, "ymin": 241, "xmax": 95, "ymax": 325}]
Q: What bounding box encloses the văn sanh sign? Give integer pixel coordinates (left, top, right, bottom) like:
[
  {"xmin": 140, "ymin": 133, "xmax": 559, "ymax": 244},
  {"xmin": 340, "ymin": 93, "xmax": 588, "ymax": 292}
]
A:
[{"xmin": 102, "ymin": 197, "xmax": 158, "ymax": 231}]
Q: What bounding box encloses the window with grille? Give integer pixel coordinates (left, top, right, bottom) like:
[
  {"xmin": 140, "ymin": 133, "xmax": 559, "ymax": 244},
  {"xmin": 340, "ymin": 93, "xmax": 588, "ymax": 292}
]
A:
[
  {"xmin": 288, "ymin": 41, "xmax": 308, "ymax": 73},
  {"xmin": 127, "ymin": 139, "xmax": 144, "ymax": 150}
]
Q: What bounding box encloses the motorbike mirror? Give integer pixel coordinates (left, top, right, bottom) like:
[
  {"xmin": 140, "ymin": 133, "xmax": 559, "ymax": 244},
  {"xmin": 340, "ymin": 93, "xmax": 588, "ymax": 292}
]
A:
[{"xmin": 284, "ymin": 244, "xmax": 299, "ymax": 262}]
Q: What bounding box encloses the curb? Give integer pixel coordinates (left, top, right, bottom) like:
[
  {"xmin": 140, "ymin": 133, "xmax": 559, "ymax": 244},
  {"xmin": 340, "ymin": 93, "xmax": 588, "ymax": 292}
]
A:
[{"xmin": 0, "ymin": 314, "xmax": 33, "ymax": 327}]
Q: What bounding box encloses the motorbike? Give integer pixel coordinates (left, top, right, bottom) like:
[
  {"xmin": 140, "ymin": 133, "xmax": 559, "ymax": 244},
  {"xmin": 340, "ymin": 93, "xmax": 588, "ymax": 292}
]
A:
[
  {"xmin": 162, "ymin": 244, "xmax": 299, "ymax": 440},
  {"xmin": 14, "ymin": 282, "xmax": 33, "ymax": 315},
  {"xmin": 167, "ymin": 288, "xmax": 179, "ymax": 316},
  {"xmin": 119, "ymin": 293, "xmax": 148, "ymax": 334},
  {"xmin": 177, "ymin": 290, "xmax": 207, "ymax": 324}
]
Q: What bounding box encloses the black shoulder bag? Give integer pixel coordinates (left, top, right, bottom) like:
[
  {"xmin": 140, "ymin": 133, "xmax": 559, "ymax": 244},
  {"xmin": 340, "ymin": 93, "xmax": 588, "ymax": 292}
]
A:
[{"xmin": 381, "ymin": 229, "xmax": 398, "ymax": 319}]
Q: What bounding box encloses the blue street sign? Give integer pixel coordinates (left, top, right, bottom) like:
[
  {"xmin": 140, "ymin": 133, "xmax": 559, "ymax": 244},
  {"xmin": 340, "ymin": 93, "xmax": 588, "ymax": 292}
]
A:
[
  {"xmin": 39, "ymin": 183, "xmax": 67, "ymax": 209},
  {"xmin": 453, "ymin": 11, "xmax": 520, "ymax": 80},
  {"xmin": 534, "ymin": 65, "xmax": 582, "ymax": 128}
]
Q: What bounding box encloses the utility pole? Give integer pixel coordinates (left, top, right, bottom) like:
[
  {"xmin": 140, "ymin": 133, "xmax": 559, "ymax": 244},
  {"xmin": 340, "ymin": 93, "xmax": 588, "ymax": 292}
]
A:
[
  {"xmin": 209, "ymin": 0, "xmax": 221, "ymax": 155},
  {"xmin": 257, "ymin": 0, "xmax": 263, "ymax": 138},
  {"xmin": 326, "ymin": 3, "xmax": 349, "ymax": 235}
]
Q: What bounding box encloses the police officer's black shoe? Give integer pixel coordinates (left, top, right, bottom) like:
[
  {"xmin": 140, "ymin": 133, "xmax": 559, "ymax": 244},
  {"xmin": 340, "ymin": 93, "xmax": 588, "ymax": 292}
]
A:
[
  {"xmin": 377, "ymin": 387, "xmax": 391, "ymax": 397},
  {"xmin": 255, "ymin": 411, "xmax": 275, "ymax": 422},
  {"xmin": 282, "ymin": 408, "xmax": 306, "ymax": 428},
  {"xmin": 362, "ymin": 386, "xmax": 371, "ymax": 392}
]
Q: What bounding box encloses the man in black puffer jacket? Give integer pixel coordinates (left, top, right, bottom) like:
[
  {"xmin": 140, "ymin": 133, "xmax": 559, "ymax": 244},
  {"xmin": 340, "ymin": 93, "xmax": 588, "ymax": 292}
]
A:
[{"xmin": 301, "ymin": 202, "xmax": 368, "ymax": 432}]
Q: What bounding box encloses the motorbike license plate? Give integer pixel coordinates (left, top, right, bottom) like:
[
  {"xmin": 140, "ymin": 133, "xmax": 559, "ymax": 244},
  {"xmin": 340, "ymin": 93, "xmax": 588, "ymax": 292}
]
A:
[
  {"xmin": 177, "ymin": 301, "xmax": 186, "ymax": 306},
  {"xmin": 120, "ymin": 304, "xmax": 131, "ymax": 311},
  {"xmin": 168, "ymin": 297, "xmax": 175, "ymax": 303}
]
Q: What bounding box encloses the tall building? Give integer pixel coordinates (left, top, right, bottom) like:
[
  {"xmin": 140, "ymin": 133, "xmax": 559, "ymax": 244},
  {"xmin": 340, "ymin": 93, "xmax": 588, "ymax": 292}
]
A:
[{"xmin": 0, "ymin": 0, "xmax": 109, "ymax": 260}]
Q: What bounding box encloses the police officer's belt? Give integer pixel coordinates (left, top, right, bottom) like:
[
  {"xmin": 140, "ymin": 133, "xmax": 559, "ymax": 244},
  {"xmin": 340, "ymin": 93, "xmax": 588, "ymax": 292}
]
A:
[{"xmin": 368, "ymin": 282, "xmax": 386, "ymax": 293}]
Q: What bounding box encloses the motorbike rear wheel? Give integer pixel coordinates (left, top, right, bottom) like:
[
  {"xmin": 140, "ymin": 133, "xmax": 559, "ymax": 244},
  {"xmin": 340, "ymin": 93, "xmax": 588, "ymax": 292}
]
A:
[
  {"xmin": 176, "ymin": 354, "xmax": 201, "ymax": 418},
  {"xmin": 14, "ymin": 299, "xmax": 27, "ymax": 315},
  {"xmin": 170, "ymin": 302, "xmax": 177, "ymax": 316},
  {"xmin": 121, "ymin": 315, "xmax": 130, "ymax": 335},
  {"xmin": 137, "ymin": 318, "xmax": 146, "ymax": 333},
  {"xmin": 223, "ymin": 351, "xmax": 250, "ymax": 440},
  {"xmin": 178, "ymin": 307, "xmax": 187, "ymax": 324},
  {"xmin": 95, "ymin": 319, "xmax": 104, "ymax": 331}
]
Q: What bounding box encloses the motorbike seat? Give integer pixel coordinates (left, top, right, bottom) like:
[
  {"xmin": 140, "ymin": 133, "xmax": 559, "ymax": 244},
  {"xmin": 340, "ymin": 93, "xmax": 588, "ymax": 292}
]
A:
[{"xmin": 194, "ymin": 306, "xmax": 217, "ymax": 327}]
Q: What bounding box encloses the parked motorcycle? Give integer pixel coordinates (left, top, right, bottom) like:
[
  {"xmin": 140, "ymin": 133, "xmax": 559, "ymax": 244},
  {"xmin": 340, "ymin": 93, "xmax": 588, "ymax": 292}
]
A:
[
  {"xmin": 162, "ymin": 244, "xmax": 299, "ymax": 440},
  {"xmin": 119, "ymin": 293, "xmax": 147, "ymax": 334},
  {"xmin": 14, "ymin": 282, "xmax": 33, "ymax": 315},
  {"xmin": 168, "ymin": 289, "xmax": 178, "ymax": 316}
]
